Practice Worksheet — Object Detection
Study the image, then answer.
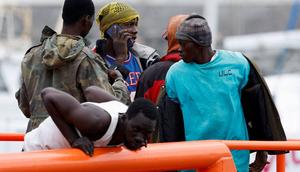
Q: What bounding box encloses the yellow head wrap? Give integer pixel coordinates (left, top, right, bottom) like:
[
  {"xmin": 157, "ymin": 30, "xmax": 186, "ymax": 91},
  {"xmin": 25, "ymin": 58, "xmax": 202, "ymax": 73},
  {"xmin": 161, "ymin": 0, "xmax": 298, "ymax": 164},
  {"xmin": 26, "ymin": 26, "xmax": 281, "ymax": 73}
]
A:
[{"xmin": 96, "ymin": 2, "xmax": 140, "ymax": 38}]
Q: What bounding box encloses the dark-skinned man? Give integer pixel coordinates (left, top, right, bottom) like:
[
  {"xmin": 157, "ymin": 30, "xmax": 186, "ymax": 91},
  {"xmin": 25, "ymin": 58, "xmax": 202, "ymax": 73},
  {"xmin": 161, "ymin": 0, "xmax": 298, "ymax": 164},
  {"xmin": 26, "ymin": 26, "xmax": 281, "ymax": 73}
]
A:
[
  {"xmin": 94, "ymin": 2, "xmax": 160, "ymax": 100},
  {"xmin": 166, "ymin": 14, "xmax": 287, "ymax": 172},
  {"xmin": 23, "ymin": 86, "xmax": 158, "ymax": 156},
  {"xmin": 16, "ymin": 0, "xmax": 129, "ymax": 133}
]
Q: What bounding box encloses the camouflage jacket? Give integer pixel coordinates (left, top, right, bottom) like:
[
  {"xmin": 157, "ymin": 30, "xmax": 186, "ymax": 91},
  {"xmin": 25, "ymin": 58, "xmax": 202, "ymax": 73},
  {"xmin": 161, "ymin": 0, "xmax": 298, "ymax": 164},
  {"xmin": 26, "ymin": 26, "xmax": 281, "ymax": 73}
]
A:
[{"xmin": 16, "ymin": 26, "xmax": 129, "ymax": 132}]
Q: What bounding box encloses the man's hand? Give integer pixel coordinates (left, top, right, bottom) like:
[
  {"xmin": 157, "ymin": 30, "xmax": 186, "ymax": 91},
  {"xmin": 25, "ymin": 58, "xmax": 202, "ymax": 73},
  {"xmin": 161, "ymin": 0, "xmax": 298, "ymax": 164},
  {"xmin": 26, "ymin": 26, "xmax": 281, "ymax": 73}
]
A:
[
  {"xmin": 110, "ymin": 25, "xmax": 131, "ymax": 64},
  {"xmin": 108, "ymin": 69, "xmax": 123, "ymax": 81},
  {"xmin": 71, "ymin": 137, "xmax": 94, "ymax": 157},
  {"xmin": 249, "ymin": 151, "xmax": 269, "ymax": 172}
]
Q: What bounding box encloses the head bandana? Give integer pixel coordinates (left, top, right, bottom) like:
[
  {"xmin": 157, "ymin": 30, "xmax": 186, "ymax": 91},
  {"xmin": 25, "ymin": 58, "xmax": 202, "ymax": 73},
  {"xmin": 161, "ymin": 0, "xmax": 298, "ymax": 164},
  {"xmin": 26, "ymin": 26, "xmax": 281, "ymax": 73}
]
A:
[
  {"xmin": 163, "ymin": 14, "xmax": 188, "ymax": 54},
  {"xmin": 96, "ymin": 2, "xmax": 139, "ymax": 38}
]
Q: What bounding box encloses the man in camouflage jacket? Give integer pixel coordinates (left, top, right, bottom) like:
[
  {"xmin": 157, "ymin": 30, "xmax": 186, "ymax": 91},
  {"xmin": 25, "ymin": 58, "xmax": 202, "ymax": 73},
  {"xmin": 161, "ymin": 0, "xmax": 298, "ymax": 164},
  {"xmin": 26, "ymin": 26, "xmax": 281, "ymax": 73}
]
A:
[{"xmin": 16, "ymin": 0, "xmax": 129, "ymax": 132}]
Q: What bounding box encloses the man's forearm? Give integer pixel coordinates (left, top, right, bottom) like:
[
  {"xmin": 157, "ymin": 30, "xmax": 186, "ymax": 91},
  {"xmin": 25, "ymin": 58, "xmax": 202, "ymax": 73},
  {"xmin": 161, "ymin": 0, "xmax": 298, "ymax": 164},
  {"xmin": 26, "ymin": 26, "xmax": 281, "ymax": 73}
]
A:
[
  {"xmin": 84, "ymin": 86, "xmax": 117, "ymax": 103},
  {"xmin": 51, "ymin": 115, "xmax": 80, "ymax": 145}
]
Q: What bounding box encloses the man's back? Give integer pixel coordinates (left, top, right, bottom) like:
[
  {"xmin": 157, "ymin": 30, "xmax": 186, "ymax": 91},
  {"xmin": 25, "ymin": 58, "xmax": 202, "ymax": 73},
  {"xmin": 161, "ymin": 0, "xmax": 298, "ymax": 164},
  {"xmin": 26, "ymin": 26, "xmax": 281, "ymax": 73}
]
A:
[
  {"xmin": 135, "ymin": 61, "xmax": 174, "ymax": 102},
  {"xmin": 23, "ymin": 100, "xmax": 128, "ymax": 151}
]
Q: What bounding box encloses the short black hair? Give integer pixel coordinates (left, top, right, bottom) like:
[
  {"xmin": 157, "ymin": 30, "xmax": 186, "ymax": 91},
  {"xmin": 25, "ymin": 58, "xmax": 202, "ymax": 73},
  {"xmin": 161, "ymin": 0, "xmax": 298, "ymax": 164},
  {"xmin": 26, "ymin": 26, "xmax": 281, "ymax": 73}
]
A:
[
  {"xmin": 62, "ymin": 0, "xmax": 95, "ymax": 25},
  {"xmin": 127, "ymin": 98, "xmax": 158, "ymax": 121}
]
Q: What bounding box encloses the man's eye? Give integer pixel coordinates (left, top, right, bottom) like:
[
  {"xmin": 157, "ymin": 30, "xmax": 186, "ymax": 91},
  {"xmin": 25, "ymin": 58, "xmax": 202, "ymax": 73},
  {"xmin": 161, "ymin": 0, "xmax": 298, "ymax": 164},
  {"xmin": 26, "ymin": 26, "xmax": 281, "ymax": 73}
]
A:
[{"xmin": 126, "ymin": 22, "xmax": 136, "ymax": 27}]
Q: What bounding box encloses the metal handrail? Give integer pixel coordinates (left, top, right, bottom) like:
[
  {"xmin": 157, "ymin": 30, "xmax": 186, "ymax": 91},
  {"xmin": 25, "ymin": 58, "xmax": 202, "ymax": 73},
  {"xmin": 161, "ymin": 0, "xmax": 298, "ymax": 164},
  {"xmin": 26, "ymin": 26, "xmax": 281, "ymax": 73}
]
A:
[
  {"xmin": 0, "ymin": 140, "xmax": 236, "ymax": 172},
  {"xmin": 0, "ymin": 132, "xmax": 24, "ymax": 141},
  {"xmin": 1, "ymin": 133, "xmax": 300, "ymax": 172}
]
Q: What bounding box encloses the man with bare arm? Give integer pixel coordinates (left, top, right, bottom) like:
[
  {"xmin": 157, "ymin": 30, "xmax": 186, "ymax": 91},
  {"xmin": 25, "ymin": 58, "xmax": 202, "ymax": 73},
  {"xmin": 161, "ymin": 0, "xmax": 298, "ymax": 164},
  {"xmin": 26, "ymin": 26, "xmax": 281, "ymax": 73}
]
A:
[
  {"xmin": 16, "ymin": 0, "xmax": 130, "ymax": 133},
  {"xmin": 23, "ymin": 86, "xmax": 158, "ymax": 156}
]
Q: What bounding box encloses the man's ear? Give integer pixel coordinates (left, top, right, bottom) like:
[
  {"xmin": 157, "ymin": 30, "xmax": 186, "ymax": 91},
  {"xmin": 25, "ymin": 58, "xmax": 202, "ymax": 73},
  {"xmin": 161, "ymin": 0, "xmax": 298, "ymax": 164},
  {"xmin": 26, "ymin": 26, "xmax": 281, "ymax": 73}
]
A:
[
  {"xmin": 86, "ymin": 15, "xmax": 94, "ymax": 21},
  {"xmin": 81, "ymin": 15, "xmax": 92, "ymax": 26}
]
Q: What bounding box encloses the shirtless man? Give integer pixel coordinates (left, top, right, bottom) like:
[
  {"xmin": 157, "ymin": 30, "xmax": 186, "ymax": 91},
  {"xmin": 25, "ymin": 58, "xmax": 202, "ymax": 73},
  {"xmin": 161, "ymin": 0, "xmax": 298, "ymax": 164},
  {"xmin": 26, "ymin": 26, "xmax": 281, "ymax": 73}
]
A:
[{"xmin": 23, "ymin": 86, "xmax": 158, "ymax": 156}]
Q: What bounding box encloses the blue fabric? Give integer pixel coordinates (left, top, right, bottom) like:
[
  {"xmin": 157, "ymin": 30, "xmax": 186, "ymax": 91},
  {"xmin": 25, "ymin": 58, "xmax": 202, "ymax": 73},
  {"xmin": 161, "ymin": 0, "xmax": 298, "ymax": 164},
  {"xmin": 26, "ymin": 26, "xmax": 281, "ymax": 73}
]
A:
[
  {"xmin": 166, "ymin": 50, "xmax": 250, "ymax": 172},
  {"xmin": 105, "ymin": 52, "xmax": 142, "ymax": 92}
]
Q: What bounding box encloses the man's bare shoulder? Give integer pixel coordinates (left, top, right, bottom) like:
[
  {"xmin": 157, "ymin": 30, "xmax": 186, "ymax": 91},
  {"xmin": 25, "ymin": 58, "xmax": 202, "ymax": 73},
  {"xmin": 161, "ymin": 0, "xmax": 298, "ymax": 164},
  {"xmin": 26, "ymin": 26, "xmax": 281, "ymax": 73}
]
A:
[{"xmin": 79, "ymin": 102, "xmax": 113, "ymax": 140}]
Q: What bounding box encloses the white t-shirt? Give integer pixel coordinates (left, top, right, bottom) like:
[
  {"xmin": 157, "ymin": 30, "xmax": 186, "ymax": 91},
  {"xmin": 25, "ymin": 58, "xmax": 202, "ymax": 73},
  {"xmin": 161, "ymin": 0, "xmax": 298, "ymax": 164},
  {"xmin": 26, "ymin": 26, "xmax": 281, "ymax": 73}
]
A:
[{"xmin": 23, "ymin": 100, "xmax": 128, "ymax": 151}]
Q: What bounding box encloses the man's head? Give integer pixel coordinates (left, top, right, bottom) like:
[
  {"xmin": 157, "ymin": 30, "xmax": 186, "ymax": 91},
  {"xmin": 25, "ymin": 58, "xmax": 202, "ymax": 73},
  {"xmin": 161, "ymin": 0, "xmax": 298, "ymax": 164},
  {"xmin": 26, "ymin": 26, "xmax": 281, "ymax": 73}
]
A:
[
  {"xmin": 62, "ymin": 0, "xmax": 95, "ymax": 37},
  {"xmin": 123, "ymin": 98, "xmax": 158, "ymax": 150},
  {"xmin": 163, "ymin": 14, "xmax": 188, "ymax": 54},
  {"xmin": 176, "ymin": 14, "xmax": 212, "ymax": 63},
  {"xmin": 96, "ymin": 2, "xmax": 139, "ymax": 41}
]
